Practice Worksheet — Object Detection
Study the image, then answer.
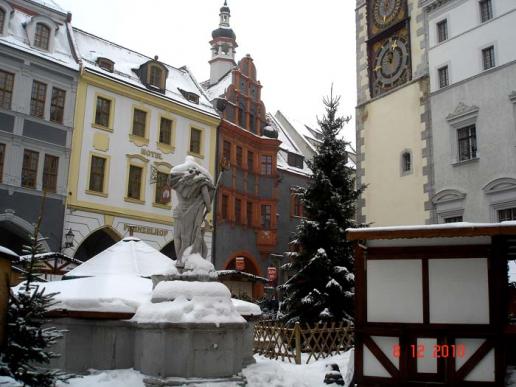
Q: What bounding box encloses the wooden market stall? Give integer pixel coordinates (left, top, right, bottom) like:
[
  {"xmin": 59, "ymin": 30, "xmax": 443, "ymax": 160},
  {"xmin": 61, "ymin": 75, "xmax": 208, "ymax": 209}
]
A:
[{"xmin": 347, "ymin": 222, "xmax": 516, "ymax": 386}]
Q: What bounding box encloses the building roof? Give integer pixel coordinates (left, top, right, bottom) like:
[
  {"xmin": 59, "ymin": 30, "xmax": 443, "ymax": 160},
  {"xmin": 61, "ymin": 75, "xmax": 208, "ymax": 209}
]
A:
[
  {"xmin": 0, "ymin": 245, "xmax": 18, "ymax": 261},
  {"xmin": 212, "ymin": 27, "xmax": 236, "ymax": 40},
  {"xmin": 0, "ymin": 5, "xmax": 78, "ymax": 70},
  {"xmin": 25, "ymin": 0, "xmax": 66, "ymax": 13},
  {"xmin": 203, "ymin": 69, "xmax": 233, "ymax": 101},
  {"xmin": 64, "ymin": 237, "xmax": 177, "ymax": 278},
  {"xmin": 73, "ymin": 28, "xmax": 218, "ymax": 117},
  {"xmin": 275, "ymin": 111, "xmax": 323, "ymax": 154}
]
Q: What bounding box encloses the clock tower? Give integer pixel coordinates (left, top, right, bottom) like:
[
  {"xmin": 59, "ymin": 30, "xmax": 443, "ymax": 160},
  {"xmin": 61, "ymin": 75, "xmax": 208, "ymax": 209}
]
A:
[{"xmin": 355, "ymin": 0, "xmax": 433, "ymax": 226}]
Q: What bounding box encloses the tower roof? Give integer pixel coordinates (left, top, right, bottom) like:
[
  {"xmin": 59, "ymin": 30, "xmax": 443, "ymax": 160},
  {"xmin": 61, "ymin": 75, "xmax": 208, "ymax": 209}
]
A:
[
  {"xmin": 212, "ymin": 0, "xmax": 235, "ymax": 40},
  {"xmin": 220, "ymin": 0, "xmax": 230, "ymax": 13},
  {"xmin": 212, "ymin": 27, "xmax": 236, "ymax": 40}
]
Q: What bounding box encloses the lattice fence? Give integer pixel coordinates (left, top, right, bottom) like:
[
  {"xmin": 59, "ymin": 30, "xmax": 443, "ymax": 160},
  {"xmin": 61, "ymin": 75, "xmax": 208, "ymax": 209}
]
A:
[{"xmin": 253, "ymin": 320, "xmax": 354, "ymax": 364}]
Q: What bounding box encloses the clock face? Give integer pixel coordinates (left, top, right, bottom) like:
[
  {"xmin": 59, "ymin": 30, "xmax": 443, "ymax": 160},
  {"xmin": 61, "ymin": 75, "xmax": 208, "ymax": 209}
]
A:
[
  {"xmin": 372, "ymin": 0, "xmax": 402, "ymax": 28},
  {"xmin": 371, "ymin": 34, "xmax": 410, "ymax": 96}
]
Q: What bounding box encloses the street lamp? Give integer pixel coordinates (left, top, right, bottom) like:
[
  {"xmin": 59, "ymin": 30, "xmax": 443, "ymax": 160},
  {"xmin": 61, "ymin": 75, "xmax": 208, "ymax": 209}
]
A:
[{"xmin": 64, "ymin": 228, "xmax": 75, "ymax": 249}]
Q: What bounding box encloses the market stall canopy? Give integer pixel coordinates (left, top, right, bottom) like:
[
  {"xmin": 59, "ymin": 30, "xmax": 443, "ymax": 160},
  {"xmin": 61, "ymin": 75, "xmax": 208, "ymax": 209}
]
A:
[
  {"xmin": 0, "ymin": 245, "xmax": 19, "ymax": 261},
  {"xmin": 64, "ymin": 237, "xmax": 177, "ymax": 278}
]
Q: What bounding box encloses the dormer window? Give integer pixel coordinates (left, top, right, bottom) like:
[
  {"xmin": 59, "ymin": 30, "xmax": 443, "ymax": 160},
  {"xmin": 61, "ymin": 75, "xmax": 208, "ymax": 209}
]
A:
[
  {"xmin": 178, "ymin": 88, "xmax": 199, "ymax": 104},
  {"xmin": 149, "ymin": 66, "xmax": 162, "ymax": 88},
  {"xmin": 96, "ymin": 57, "xmax": 114, "ymax": 73},
  {"xmin": 34, "ymin": 23, "xmax": 50, "ymax": 50},
  {"xmin": 287, "ymin": 153, "xmax": 304, "ymax": 169}
]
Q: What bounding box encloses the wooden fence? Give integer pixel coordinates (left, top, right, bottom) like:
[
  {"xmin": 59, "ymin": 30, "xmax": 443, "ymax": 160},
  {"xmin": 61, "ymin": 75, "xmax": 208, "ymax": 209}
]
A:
[{"xmin": 253, "ymin": 320, "xmax": 354, "ymax": 364}]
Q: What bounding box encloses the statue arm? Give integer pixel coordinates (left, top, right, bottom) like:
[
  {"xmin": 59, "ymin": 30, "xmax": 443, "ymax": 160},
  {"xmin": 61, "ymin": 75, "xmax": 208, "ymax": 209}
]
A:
[{"xmin": 202, "ymin": 185, "xmax": 211, "ymax": 213}]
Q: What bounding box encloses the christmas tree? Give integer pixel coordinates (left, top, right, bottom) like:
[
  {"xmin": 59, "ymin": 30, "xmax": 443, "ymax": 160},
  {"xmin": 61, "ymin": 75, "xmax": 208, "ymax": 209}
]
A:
[
  {"xmin": 278, "ymin": 90, "xmax": 364, "ymax": 324},
  {"xmin": 0, "ymin": 194, "xmax": 69, "ymax": 386}
]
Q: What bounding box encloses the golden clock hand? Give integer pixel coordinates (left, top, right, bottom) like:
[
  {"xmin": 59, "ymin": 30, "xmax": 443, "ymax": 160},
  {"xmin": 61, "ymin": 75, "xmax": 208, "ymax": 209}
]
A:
[
  {"xmin": 391, "ymin": 40, "xmax": 398, "ymax": 50},
  {"xmin": 374, "ymin": 65, "xmax": 382, "ymax": 72}
]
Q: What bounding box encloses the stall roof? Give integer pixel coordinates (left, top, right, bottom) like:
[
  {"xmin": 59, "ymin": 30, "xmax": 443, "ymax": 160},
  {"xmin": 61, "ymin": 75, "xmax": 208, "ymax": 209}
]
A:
[
  {"xmin": 346, "ymin": 222, "xmax": 516, "ymax": 241},
  {"xmin": 0, "ymin": 246, "xmax": 19, "ymax": 261}
]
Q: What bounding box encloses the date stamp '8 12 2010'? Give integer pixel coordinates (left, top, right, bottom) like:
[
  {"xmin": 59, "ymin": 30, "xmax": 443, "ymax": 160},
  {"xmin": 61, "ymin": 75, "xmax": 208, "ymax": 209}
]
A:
[{"xmin": 392, "ymin": 344, "xmax": 466, "ymax": 359}]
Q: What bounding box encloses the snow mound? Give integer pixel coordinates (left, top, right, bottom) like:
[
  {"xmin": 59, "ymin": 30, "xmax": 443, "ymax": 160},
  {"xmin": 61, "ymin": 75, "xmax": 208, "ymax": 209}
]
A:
[
  {"xmin": 183, "ymin": 250, "xmax": 215, "ymax": 273},
  {"xmin": 132, "ymin": 296, "xmax": 245, "ymax": 324},
  {"xmin": 65, "ymin": 237, "xmax": 177, "ymax": 278},
  {"xmin": 152, "ymin": 281, "xmax": 230, "ymax": 301},
  {"xmin": 232, "ymin": 298, "xmax": 262, "ymax": 316},
  {"xmin": 13, "ymin": 276, "xmax": 152, "ymax": 313}
]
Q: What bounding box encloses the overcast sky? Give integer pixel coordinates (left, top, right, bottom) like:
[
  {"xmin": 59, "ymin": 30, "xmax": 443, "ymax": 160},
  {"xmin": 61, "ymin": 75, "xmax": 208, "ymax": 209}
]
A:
[{"xmin": 57, "ymin": 0, "xmax": 356, "ymax": 145}]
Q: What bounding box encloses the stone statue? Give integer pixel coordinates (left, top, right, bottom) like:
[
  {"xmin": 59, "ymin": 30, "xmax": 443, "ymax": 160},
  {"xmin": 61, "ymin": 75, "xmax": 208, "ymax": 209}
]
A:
[{"xmin": 169, "ymin": 156, "xmax": 215, "ymax": 267}]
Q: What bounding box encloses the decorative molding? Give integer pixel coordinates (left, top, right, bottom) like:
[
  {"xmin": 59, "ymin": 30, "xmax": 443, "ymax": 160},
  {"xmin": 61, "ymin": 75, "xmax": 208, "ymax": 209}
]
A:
[
  {"xmin": 431, "ymin": 189, "xmax": 466, "ymax": 204},
  {"xmin": 419, "ymin": 0, "xmax": 451, "ymax": 11},
  {"xmin": 482, "ymin": 177, "xmax": 516, "ymax": 195},
  {"xmin": 446, "ymin": 102, "xmax": 479, "ymax": 127}
]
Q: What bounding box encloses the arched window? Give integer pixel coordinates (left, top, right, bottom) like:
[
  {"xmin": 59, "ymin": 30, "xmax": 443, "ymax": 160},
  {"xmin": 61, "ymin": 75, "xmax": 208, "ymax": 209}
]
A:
[
  {"xmin": 0, "ymin": 8, "xmax": 5, "ymax": 34},
  {"xmin": 34, "ymin": 23, "xmax": 50, "ymax": 50}
]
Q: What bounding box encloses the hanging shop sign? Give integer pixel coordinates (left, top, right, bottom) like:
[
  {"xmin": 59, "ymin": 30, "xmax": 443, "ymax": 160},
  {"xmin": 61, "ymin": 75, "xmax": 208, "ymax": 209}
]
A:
[
  {"xmin": 267, "ymin": 266, "xmax": 277, "ymax": 282},
  {"xmin": 235, "ymin": 257, "xmax": 245, "ymax": 271}
]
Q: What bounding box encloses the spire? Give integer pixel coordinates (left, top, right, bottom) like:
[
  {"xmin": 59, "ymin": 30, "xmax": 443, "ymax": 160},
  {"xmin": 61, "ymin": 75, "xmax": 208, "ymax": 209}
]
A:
[{"xmin": 209, "ymin": 0, "xmax": 238, "ymax": 85}]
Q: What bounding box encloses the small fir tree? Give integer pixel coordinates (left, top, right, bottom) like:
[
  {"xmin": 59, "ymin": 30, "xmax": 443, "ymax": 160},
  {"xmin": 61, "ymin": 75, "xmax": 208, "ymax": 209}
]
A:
[
  {"xmin": 0, "ymin": 193, "xmax": 69, "ymax": 386},
  {"xmin": 278, "ymin": 89, "xmax": 364, "ymax": 324}
]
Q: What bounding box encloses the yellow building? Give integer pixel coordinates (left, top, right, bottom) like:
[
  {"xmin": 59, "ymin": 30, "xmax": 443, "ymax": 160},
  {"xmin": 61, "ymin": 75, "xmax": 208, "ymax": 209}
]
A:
[
  {"xmin": 65, "ymin": 29, "xmax": 219, "ymax": 260},
  {"xmin": 355, "ymin": 0, "xmax": 431, "ymax": 226}
]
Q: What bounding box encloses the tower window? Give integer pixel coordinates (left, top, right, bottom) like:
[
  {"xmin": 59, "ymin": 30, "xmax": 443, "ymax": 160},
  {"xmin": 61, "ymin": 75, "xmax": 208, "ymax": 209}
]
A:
[
  {"xmin": 482, "ymin": 46, "xmax": 495, "ymax": 70},
  {"xmin": 479, "ymin": 0, "xmax": 493, "ymax": 23},
  {"xmin": 401, "ymin": 151, "xmax": 412, "ymax": 173},
  {"xmin": 34, "ymin": 23, "xmax": 50, "ymax": 50},
  {"xmin": 457, "ymin": 125, "xmax": 477, "ymax": 162},
  {"xmin": 438, "ymin": 66, "xmax": 449, "ymax": 88},
  {"xmin": 437, "ymin": 19, "xmax": 448, "ymax": 43}
]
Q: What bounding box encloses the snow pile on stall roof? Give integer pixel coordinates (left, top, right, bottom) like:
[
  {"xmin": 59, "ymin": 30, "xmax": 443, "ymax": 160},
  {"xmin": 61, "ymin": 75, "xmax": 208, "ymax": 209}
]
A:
[
  {"xmin": 170, "ymin": 156, "xmax": 213, "ymax": 180},
  {"xmin": 183, "ymin": 250, "xmax": 216, "ymax": 274},
  {"xmin": 132, "ymin": 296, "xmax": 245, "ymax": 325},
  {"xmin": 13, "ymin": 275, "xmax": 152, "ymax": 314},
  {"xmin": 65, "ymin": 237, "xmax": 177, "ymax": 278},
  {"xmin": 0, "ymin": 245, "xmax": 18, "ymax": 259},
  {"xmin": 231, "ymin": 298, "xmax": 262, "ymax": 316},
  {"xmin": 347, "ymin": 221, "xmax": 516, "ymax": 233},
  {"xmin": 152, "ymin": 281, "xmax": 230, "ymax": 301}
]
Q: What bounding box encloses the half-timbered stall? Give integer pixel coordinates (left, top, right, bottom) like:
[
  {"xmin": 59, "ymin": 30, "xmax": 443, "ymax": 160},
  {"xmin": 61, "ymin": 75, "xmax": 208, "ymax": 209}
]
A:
[{"xmin": 347, "ymin": 222, "xmax": 516, "ymax": 386}]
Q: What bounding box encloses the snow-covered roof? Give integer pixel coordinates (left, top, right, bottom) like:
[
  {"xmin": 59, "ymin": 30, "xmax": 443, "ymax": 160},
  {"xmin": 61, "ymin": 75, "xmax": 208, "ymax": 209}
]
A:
[
  {"xmin": 0, "ymin": 245, "xmax": 18, "ymax": 260},
  {"xmin": 274, "ymin": 111, "xmax": 323, "ymax": 154},
  {"xmin": 19, "ymin": 251, "xmax": 82, "ymax": 265},
  {"xmin": 203, "ymin": 70, "xmax": 233, "ymax": 101},
  {"xmin": 347, "ymin": 221, "xmax": 516, "ymax": 240},
  {"xmin": 0, "ymin": 6, "xmax": 78, "ymax": 70},
  {"xmin": 64, "ymin": 237, "xmax": 177, "ymax": 278},
  {"xmin": 73, "ymin": 29, "xmax": 218, "ymax": 117},
  {"xmin": 25, "ymin": 0, "xmax": 66, "ymax": 13},
  {"xmin": 217, "ymin": 269, "xmax": 269, "ymax": 283}
]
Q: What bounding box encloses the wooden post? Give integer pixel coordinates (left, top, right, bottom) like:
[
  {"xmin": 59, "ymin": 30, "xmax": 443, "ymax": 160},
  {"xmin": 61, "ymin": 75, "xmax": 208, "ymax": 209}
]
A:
[{"xmin": 294, "ymin": 322, "xmax": 301, "ymax": 365}]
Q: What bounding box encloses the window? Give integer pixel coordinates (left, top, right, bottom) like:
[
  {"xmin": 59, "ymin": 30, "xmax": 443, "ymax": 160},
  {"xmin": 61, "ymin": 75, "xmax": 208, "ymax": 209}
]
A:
[
  {"xmin": 0, "ymin": 143, "xmax": 5, "ymax": 183},
  {"xmin": 287, "ymin": 153, "xmax": 304, "ymax": 169},
  {"xmin": 247, "ymin": 201, "xmax": 253, "ymax": 226},
  {"xmin": 402, "ymin": 152, "xmax": 411, "ymax": 173},
  {"xmin": 190, "ymin": 128, "xmax": 202, "ymax": 154},
  {"xmin": 238, "ymin": 103, "xmax": 246, "ymax": 128},
  {"xmin": 261, "ymin": 204, "xmax": 271, "ymax": 230},
  {"xmin": 437, "ymin": 19, "xmax": 448, "ymax": 43},
  {"xmin": 21, "ymin": 149, "xmax": 39, "ymax": 188},
  {"xmin": 34, "ymin": 23, "xmax": 50, "ymax": 50},
  {"xmin": 155, "ymin": 171, "xmax": 169, "ymax": 204},
  {"xmin": 482, "ymin": 46, "xmax": 495, "ymax": 70},
  {"xmin": 30, "ymin": 81, "xmax": 47, "ymax": 118},
  {"xmin": 42, "ymin": 154, "xmax": 58, "ymax": 193},
  {"xmin": 261, "ymin": 155, "xmax": 272, "ymax": 175},
  {"xmin": 89, "ymin": 156, "xmax": 106, "ymax": 192},
  {"xmin": 159, "ymin": 117, "xmax": 172, "ymax": 145},
  {"xmin": 222, "ymin": 194, "xmax": 229, "ymax": 220},
  {"xmin": 149, "ymin": 66, "xmax": 162, "ymax": 88},
  {"xmin": 236, "ymin": 146, "xmax": 243, "ymax": 166},
  {"xmin": 127, "ymin": 165, "xmax": 143, "ymax": 200},
  {"xmin": 0, "ymin": 70, "xmax": 14, "ymax": 109},
  {"xmin": 247, "ymin": 151, "xmax": 254, "ymax": 172},
  {"xmin": 292, "ymin": 194, "xmax": 302, "ymax": 217},
  {"xmin": 0, "ymin": 8, "xmax": 5, "ymax": 34},
  {"xmin": 457, "ymin": 125, "xmax": 477, "ymax": 161},
  {"xmin": 50, "ymin": 87, "xmax": 65, "ymax": 124},
  {"xmin": 438, "ymin": 66, "xmax": 449, "ymax": 88},
  {"xmin": 97, "ymin": 58, "xmax": 114, "ymax": 72},
  {"xmin": 235, "ymin": 198, "xmax": 242, "ymax": 224},
  {"xmin": 95, "ymin": 96, "xmax": 111, "ymax": 128},
  {"xmin": 479, "ymin": 0, "xmax": 493, "ymax": 23},
  {"xmin": 131, "ymin": 109, "xmax": 147, "ymax": 137},
  {"xmin": 223, "ymin": 141, "xmax": 231, "ymax": 162},
  {"xmin": 444, "ymin": 216, "xmax": 463, "ymax": 223},
  {"xmin": 498, "ymin": 208, "xmax": 516, "ymax": 222}
]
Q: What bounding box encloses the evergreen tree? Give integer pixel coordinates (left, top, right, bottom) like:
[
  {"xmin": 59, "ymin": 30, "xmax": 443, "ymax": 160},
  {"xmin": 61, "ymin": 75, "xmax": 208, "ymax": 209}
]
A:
[
  {"xmin": 0, "ymin": 194, "xmax": 69, "ymax": 386},
  {"xmin": 278, "ymin": 90, "xmax": 364, "ymax": 324}
]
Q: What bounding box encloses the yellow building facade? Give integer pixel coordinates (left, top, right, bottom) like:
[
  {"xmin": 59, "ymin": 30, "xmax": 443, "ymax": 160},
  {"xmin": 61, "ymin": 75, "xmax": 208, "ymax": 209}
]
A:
[
  {"xmin": 65, "ymin": 29, "xmax": 219, "ymax": 260},
  {"xmin": 355, "ymin": 0, "xmax": 431, "ymax": 226}
]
